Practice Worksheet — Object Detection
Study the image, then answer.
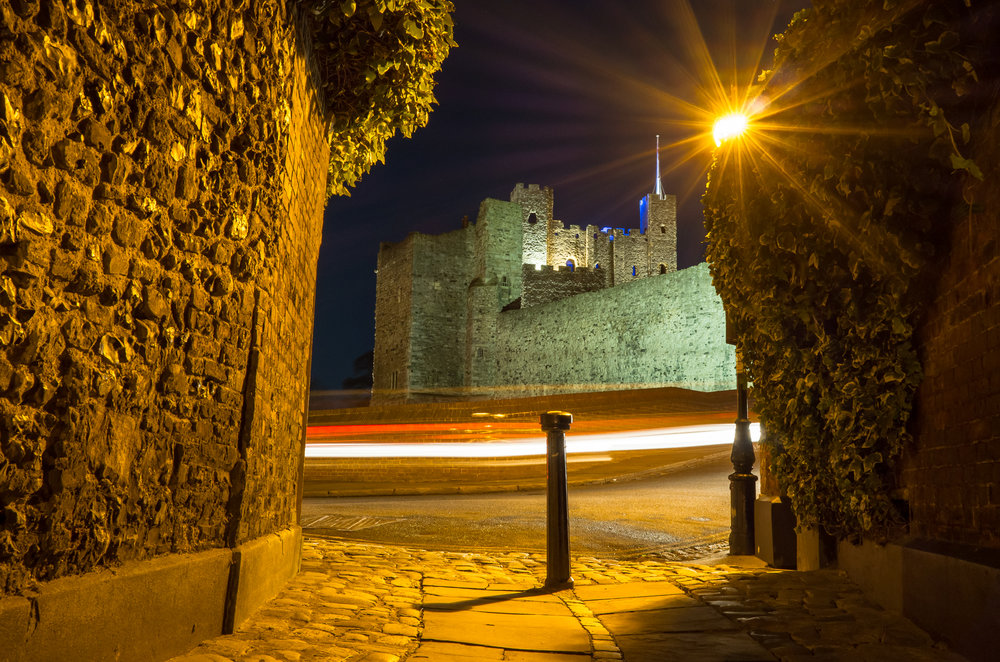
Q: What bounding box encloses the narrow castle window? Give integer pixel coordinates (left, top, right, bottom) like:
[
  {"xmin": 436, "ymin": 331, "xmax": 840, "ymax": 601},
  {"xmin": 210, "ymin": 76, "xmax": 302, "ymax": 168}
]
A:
[
  {"xmin": 527, "ymin": 213, "xmax": 538, "ymax": 225},
  {"xmin": 661, "ymin": 225, "xmax": 666, "ymax": 234},
  {"xmin": 390, "ymin": 371, "xmax": 398, "ymax": 389},
  {"xmin": 476, "ymin": 347, "xmax": 485, "ymax": 359},
  {"xmin": 659, "ymin": 264, "xmax": 667, "ymax": 274},
  {"xmin": 501, "ymin": 275, "xmax": 509, "ymax": 286},
  {"xmin": 632, "ymin": 265, "xmax": 637, "ymax": 277},
  {"xmin": 594, "ymin": 263, "xmax": 600, "ymax": 269},
  {"xmin": 566, "ymin": 259, "xmax": 575, "ymax": 272}
]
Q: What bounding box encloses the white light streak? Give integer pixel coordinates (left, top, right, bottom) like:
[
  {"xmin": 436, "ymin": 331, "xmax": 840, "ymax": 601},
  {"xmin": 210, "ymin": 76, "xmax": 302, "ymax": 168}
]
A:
[{"xmin": 304, "ymin": 423, "xmax": 760, "ymax": 458}]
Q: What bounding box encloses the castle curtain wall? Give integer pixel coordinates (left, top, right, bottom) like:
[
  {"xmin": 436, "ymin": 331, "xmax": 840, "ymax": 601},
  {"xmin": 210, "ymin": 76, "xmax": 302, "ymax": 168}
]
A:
[
  {"xmin": 494, "ymin": 263, "xmax": 735, "ymax": 394},
  {"xmin": 0, "ymin": 2, "xmax": 327, "ymax": 657}
]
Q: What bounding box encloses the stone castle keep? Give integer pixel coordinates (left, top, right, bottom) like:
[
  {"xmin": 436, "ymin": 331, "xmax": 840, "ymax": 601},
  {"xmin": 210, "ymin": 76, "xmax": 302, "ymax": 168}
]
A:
[{"xmin": 373, "ymin": 181, "xmax": 736, "ymax": 402}]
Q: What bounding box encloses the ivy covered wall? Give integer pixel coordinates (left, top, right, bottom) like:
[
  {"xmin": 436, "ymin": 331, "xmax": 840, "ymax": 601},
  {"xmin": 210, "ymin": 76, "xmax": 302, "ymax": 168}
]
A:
[{"xmin": 703, "ymin": 0, "xmax": 997, "ymax": 540}]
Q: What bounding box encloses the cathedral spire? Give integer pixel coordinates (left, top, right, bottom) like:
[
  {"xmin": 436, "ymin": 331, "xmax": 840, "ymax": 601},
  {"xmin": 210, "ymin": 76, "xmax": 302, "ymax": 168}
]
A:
[{"xmin": 654, "ymin": 135, "xmax": 663, "ymax": 198}]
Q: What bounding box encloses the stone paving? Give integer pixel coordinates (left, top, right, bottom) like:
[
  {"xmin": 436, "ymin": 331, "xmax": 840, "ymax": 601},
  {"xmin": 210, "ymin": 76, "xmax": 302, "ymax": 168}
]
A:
[{"xmin": 168, "ymin": 536, "xmax": 969, "ymax": 662}]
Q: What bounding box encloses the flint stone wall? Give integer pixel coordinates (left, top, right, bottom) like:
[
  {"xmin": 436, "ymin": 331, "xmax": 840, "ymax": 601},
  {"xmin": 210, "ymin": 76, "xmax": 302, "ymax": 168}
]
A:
[
  {"xmin": 521, "ymin": 263, "xmax": 607, "ymax": 308},
  {"xmin": 0, "ymin": 0, "xmax": 328, "ymax": 594},
  {"xmin": 492, "ymin": 262, "xmax": 735, "ymax": 394}
]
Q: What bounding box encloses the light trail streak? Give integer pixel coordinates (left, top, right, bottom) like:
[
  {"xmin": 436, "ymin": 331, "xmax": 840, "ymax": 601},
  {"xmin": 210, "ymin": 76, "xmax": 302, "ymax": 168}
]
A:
[{"xmin": 304, "ymin": 422, "xmax": 760, "ymax": 458}]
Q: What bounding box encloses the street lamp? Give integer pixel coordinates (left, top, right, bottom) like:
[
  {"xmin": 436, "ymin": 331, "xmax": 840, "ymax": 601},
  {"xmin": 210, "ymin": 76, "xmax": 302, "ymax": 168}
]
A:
[
  {"xmin": 713, "ymin": 112, "xmax": 749, "ymax": 146},
  {"xmin": 724, "ymin": 297, "xmax": 756, "ymax": 556},
  {"xmin": 714, "ymin": 109, "xmax": 757, "ymax": 555}
]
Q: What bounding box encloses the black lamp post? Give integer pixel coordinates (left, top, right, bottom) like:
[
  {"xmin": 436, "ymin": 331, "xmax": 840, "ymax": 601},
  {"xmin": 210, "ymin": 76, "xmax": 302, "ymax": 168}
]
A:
[{"xmin": 726, "ymin": 311, "xmax": 757, "ymax": 555}]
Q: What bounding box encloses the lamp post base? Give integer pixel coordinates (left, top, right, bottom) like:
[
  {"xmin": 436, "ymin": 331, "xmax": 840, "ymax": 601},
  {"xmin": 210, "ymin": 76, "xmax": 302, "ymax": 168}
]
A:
[{"xmin": 729, "ymin": 471, "xmax": 758, "ymax": 556}]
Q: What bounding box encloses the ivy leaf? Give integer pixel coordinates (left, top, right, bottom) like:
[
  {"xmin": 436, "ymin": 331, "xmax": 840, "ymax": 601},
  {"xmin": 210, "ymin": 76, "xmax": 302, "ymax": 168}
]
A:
[
  {"xmin": 950, "ymin": 153, "xmax": 984, "ymax": 180},
  {"xmin": 404, "ymin": 18, "xmax": 424, "ymax": 39},
  {"xmin": 863, "ymin": 452, "xmax": 883, "ymax": 473}
]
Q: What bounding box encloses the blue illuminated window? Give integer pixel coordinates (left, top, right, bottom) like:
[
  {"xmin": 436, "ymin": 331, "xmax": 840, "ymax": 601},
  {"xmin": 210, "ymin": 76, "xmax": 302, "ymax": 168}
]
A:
[{"xmin": 632, "ymin": 266, "xmax": 637, "ymax": 276}]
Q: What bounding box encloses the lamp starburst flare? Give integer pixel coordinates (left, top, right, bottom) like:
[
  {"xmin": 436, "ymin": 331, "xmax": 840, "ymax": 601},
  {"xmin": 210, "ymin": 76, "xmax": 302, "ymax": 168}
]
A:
[{"xmin": 713, "ymin": 113, "xmax": 749, "ymax": 146}]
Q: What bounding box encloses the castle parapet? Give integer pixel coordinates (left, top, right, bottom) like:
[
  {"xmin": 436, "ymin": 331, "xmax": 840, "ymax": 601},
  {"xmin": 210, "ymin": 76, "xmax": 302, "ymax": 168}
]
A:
[{"xmin": 511, "ymin": 182, "xmax": 552, "ymax": 195}]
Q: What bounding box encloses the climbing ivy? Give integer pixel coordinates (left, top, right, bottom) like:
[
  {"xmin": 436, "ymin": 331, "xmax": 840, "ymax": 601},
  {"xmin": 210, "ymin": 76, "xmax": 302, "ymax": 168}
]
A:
[
  {"xmin": 703, "ymin": 0, "xmax": 986, "ymax": 539},
  {"xmin": 308, "ymin": 0, "xmax": 456, "ymax": 196}
]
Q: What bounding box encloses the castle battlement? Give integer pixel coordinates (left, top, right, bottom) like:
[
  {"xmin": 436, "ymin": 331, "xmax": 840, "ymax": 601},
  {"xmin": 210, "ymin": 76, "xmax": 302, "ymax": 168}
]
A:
[{"xmin": 512, "ymin": 182, "xmax": 551, "ymax": 194}]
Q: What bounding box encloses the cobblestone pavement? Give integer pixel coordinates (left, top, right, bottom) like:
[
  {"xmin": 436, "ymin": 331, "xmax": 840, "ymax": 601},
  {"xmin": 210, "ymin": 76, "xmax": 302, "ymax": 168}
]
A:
[{"xmin": 168, "ymin": 536, "xmax": 968, "ymax": 662}]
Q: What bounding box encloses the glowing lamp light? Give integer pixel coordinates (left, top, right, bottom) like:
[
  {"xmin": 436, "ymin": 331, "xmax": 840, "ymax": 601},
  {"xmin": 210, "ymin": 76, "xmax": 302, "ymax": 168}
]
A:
[{"xmin": 713, "ymin": 113, "xmax": 749, "ymax": 146}]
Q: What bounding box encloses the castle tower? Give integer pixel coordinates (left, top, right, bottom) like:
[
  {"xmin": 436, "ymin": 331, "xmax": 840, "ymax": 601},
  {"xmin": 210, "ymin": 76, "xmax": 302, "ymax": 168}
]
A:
[
  {"xmin": 641, "ymin": 135, "xmax": 678, "ymax": 274},
  {"xmin": 465, "ymin": 198, "xmax": 523, "ymax": 389},
  {"xmin": 510, "ymin": 183, "xmax": 553, "ymax": 267}
]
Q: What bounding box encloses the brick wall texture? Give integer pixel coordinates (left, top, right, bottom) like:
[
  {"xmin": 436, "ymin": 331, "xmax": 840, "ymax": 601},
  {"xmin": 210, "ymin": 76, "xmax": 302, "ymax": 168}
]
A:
[
  {"xmin": 0, "ymin": 1, "xmax": 328, "ymax": 593},
  {"xmin": 903, "ymin": 93, "xmax": 1000, "ymax": 549}
]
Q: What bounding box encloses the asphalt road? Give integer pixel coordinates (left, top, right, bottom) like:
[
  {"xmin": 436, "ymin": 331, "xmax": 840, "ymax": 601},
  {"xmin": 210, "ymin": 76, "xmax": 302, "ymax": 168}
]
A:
[{"xmin": 301, "ymin": 453, "xmax": 736, "ymax": 560}]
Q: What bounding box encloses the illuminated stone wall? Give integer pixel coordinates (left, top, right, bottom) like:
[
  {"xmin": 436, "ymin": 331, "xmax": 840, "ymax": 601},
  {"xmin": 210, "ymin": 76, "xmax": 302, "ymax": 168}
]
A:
[
  {"xmin": 373, "ymin": 237, "xmax": 416, "ymax": 402},
  {"xmin": 609, "ymin": 228, "xmax": 647, "ymax": 286},
  {"xmin": 546, "ymin": 221, "xmax": 588, "ymax": 268},
  {"xmin": 0, "ymin": 1, "xmax": 327, "ymax": 594},
  {"xmin": 410, "ymin": 229, "xmax": 474, "ymax": 393},
  {"xmin": 494, "ymin": 263, "xmax": 735, "ymax": 394},
  {"xmin": 521, "ymin": 264, "xmax": 607, "ymax": 308},
  {"xmin": 510, "ymin": 183, "xmax": 552, "ymax": 266}
]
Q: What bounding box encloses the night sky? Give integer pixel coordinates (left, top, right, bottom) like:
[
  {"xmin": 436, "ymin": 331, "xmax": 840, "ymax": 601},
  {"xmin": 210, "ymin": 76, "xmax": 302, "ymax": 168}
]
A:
[{"xmin": 310, "ymin": 0, "xmax": 811, "ymax": 391}]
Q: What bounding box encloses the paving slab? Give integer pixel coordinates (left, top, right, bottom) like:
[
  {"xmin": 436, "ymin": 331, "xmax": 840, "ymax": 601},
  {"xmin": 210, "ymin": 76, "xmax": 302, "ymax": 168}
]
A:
[
  {"xmin": 423, "ymin": 586, "xmax": 572, "ymax": 615},
  {"xmin": 584, "ymin": 593, "xmax": 702, "ymax": 615},
  {"xmin": 504, "ymin": 651, "xmax": 595, "ymax": 661},
  {"xmin": 423, "ymin": 583, "xmax": 563, "ymax": 597},
  {"xmin": 407, "ymin": 641, "xmax": 506, "ymax": 660},
  {"xmin": 422, "ymin": 610, "xmax": 592, "ymax": 653},
  {"xmin": 573, "ymin": 580, "xmax": 685, "ymax": 600},
  {"xmin": 599, "ymin": 604, "xmax": 737, "ymax": 634},
  {"xmin": 615, "ymin": 632, "xmax": 774, "ymax": 661}
]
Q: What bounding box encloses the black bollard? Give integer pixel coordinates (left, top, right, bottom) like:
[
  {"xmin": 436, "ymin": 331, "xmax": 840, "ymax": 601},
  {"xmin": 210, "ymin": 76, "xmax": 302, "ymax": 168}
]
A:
[{"xmin": 540, "ymin": 410, "xmax": 573, "ymax": 588}]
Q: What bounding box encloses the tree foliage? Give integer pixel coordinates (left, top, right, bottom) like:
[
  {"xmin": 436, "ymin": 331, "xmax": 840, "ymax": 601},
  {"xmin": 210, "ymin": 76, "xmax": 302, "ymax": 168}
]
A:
[
  {"xmin": 703, "ymin": 0, "xmax": 989, "ymax": 539},
  {"xmin": 308, "ymin": 0, "xmax": 456, "ymax": 196}
]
